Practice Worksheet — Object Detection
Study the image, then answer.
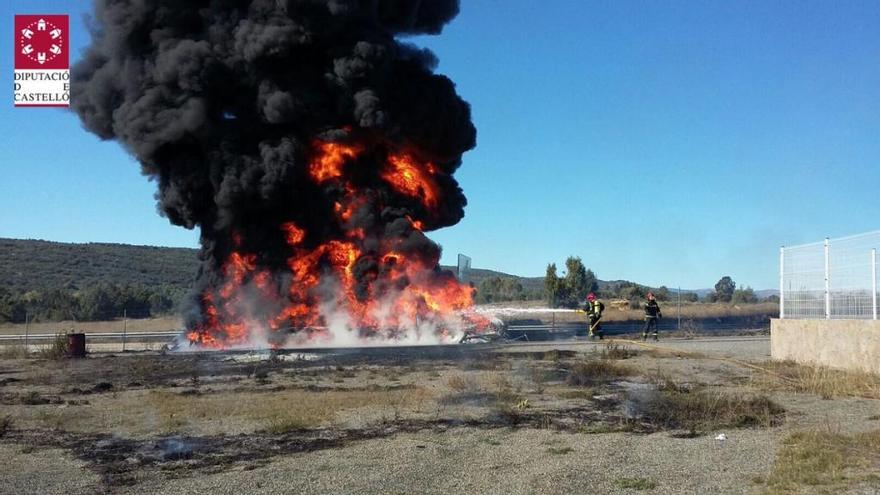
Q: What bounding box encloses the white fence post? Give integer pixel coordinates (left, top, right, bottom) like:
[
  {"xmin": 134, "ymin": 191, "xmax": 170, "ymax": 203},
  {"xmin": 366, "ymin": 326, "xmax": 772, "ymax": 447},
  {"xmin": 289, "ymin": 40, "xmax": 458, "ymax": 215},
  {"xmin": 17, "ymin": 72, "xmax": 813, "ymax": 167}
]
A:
[
  {"xmin": 824, "ymin": 237, "xmax": 831, "ymax": 320},
  {"xmin": 779, "ymin": 246, "xmax": 785, "ymax": 319},
  {"xmin": 872, "ymin": 248, "xmax": 877, "ymax": 321}
]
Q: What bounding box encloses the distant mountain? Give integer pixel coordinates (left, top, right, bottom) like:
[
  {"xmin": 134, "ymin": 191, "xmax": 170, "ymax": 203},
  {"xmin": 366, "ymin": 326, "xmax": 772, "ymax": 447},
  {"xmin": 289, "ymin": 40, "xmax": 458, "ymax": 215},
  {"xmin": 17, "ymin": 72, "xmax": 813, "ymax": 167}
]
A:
[
  {"xmin": 755, "ymin": 289, "xmax": 780, "ymax": 299},
  {"xmin": 0, "ymin": 238, "xmax": 543, "ymax": 294},
  {"xmin": 0, "ymin": 238, "xmax": 772, "ymax": 297},
  {"xmin": 677, "ymin": 288, "xmax": 715, "ymax": 297},
  {"xmin": 0, "ymin": 238, "xmax": 198, "ymax": 292}
]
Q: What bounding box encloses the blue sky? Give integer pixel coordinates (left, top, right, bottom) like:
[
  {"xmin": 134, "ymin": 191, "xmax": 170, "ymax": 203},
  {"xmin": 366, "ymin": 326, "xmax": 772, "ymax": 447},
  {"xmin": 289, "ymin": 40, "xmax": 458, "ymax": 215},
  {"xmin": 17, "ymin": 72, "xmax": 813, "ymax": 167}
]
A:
[{"xmin": 2, "ymin": 1, "xmax": 879, "ymax": 290}]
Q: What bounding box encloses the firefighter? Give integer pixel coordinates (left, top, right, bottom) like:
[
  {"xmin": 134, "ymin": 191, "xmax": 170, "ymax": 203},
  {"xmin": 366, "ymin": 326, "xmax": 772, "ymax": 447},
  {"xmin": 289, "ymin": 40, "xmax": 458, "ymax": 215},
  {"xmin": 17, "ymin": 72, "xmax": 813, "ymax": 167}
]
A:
[
  {"xmin": 586, "ymin": 292, "xmax": 604, "ymax": 340},
  {"xmin": 643, "ymin": 291, "xmax": 662, "ymax": 340}
]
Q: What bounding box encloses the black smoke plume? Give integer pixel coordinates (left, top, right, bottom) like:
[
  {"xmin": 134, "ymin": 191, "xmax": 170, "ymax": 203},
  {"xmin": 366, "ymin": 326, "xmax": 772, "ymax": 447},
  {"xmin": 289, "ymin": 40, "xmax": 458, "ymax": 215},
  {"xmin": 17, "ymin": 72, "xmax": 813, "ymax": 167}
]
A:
[{"xmin": 72, "ymin": 0, "xmax": 476, "ymax": 343}]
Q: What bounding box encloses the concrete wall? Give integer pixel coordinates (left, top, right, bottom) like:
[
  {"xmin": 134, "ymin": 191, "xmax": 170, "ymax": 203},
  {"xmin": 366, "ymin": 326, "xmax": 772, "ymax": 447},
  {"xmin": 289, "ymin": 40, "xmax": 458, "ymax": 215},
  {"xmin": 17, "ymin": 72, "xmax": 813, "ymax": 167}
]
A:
[{"xmin": 771, "ymin": 319, "xmax": 880, "ymax": 374}]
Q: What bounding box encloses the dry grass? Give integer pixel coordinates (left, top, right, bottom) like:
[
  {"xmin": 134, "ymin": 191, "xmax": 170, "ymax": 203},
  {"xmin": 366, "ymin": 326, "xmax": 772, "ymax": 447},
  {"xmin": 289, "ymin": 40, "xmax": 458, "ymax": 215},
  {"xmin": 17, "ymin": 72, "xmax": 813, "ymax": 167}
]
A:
[
  {"xmin": 616, "ymin": 477, "xmax": 658, "ymax": 490},
  {"xmin": 0, "ymin": 415, "xmax": 12, "ymax": 437},
  {"xmin": 0, "ymin": 342, "xmax": 29, "ymax": 359},
  {"xmin": 762, "ymin": 428, "xmax": 880, "ymax": 494},
  {"xmin": 546, "ymin": 446, "xmax": 574, "ymax": 455},
  {"xmin": 440, "ymin": 371, "xmax": 524, "ymax": 407},
  {"xmin": 565, "ymin": 359, "xmax": 634, "ymax": 386},
  {"xmin": 445, "ymin": 373, "xmax": 480, "ymax": 393},
  {"xmin": 753, "ymin": 360, "xmax": 880, "ymax": 399},
  {"xmin": 16, "ymin": 387, "xmax": 434, "ymax": 436},
  {"xmin": 554, "ymin": 388, "xmax": 595, "ymax": 400},
  {"xmin": 600, "ymin": 343, "xmax": 639, "ymax": 360},
  {"xmin": 644, "ymin": 389, "xmax": 784, "ymax": 431},
  {"xmin": 143, "ymin": 388, "xmax": 434, "ymax": 434},
  {"xmin": 37, "ymin": 332, "xmax": 70, "ymax": 360}
]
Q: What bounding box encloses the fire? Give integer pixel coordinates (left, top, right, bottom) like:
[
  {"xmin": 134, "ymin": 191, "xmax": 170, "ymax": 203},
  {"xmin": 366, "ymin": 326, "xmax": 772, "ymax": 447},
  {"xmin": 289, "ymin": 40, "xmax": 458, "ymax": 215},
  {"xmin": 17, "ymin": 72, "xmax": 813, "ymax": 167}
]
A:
[
  {"xmin": 309, "ymin": 141, "xmax": 361, "ymax": 183},
  {"xmin": 406, "ymin": 215, "xmax": 424, "ymax": 231},
  {"xmin": 281, "ymin": 222, "xmax": 305, "ymax": 245},
  {"xmin": 187, "ymin": 140, "xmax": 486, "ymax": 349},
  {"xmin": 381, "ymin": 152, "xmax": 440, "ymax": 208}
]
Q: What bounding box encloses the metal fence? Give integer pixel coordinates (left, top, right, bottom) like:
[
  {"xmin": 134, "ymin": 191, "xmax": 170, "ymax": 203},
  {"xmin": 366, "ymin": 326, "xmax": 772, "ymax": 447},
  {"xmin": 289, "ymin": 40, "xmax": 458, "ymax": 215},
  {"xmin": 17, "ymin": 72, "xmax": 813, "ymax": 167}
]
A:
[{"xmin": 781, "ymin": 231, "xmax": 879, "ymax": 320}]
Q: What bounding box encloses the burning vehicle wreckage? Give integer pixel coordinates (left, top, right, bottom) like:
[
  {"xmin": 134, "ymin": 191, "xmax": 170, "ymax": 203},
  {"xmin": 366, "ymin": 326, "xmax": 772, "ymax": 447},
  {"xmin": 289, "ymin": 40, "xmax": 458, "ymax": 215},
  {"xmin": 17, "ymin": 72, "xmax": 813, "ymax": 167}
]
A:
[{"xmin": 71, "ymin": 0, "xmax": 502, "ymax": 350}]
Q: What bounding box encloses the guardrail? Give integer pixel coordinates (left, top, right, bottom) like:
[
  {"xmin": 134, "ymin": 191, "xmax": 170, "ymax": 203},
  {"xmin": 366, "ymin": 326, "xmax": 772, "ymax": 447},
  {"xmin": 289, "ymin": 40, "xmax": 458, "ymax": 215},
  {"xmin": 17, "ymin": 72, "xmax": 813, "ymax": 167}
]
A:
[
  {"xmin": 0, "ymin": 320, "xmax": 770, "ymax": 347},
  {"xmin": 0, "ymin": 331, "xmax": 178, "ymax": 342}
]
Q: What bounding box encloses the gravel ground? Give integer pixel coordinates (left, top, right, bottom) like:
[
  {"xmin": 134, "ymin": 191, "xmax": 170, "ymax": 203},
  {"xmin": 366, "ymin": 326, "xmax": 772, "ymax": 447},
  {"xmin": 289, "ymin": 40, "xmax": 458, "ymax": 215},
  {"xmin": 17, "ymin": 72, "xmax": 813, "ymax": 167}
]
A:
[
  {"xmin": 0, "ymin": 444, "xmax": 101, "ymax": 495},
  {"xmin": 124, "ymin": 427, "xmax": 780, "ymax": 495},
  {"xmin": 2, "ymin": 335, "xmax": 877, "ymax": 495}
]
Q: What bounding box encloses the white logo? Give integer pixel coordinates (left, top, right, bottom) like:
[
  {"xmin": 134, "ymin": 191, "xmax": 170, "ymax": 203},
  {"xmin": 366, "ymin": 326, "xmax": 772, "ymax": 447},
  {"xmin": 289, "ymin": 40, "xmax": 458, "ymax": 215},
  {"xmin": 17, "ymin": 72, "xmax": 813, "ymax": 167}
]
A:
[{"xmin": 18, "ymin": 18, "xmax": 64, "ymax": 65}]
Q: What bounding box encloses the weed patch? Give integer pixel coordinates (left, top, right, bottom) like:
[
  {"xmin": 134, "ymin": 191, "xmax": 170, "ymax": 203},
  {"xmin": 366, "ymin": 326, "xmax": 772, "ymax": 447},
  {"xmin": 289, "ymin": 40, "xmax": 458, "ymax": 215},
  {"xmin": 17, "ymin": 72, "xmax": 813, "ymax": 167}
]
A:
[
  {"xmin": 0, "ymin": 415, "xmax": 11, "ymax": 437},
  {"xmin": 546, "ymin": 446, "xmax": 574, "ymax": 455},
  {"xmin": 446, "ymin": 374, "xmax": 480, "ymax": 393},
  {"xmin": 616, "ymin": 477, "xmax": 657, "ymax": 490},
  {"xmin": 0, "ymin": 343, "xmax": 29, "ymax": 359},
  {"xmin": 754, "ymin": 360, "xmax": 880, "ymax": 399},
  {"xmin": 37, "ymin": 332, "xmax": 70, "ymax": 360},
  {"xmin": 578, "ymin": 421, "xmax": 634, "ymax": 434},
  {"xmin": 763, "ymin": 429, "xmax": 880, "ymax": 494},
  {"xmin": 566, "ymin": 359, "xmax": 633, "ymax": 386},
  {"xmin": 600, "ymin": 343, "xmax": 638, "ymax": 360},
  {"xmin": 643, "ymin": 390, "xmax": 784, "ymax": 431}
]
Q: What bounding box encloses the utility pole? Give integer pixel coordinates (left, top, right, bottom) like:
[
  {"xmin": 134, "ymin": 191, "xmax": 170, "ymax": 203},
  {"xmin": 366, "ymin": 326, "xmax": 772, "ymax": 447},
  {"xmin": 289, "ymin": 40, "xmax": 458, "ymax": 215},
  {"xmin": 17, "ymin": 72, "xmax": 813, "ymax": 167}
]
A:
[
  {"xmin": 24, "ymin": 312, "xmax": 29, "ymax": 352},
  {"xmin": 824, "ymin": 238, "xmax": 831, "ymax": 320},
  {"xmin": 122, "ymin": 309, "xmax": 127, "ymax": 352},
  {"xmin": 872, "ymin": 248, "xmax": 877, "ymax": 321},
  {"xmin": 779, "ymin": 246, "xmax": 785, "ymax": 319},
  {"xmin": 677, "ymin": 286, "xmax": 681, "ymax": 331}
]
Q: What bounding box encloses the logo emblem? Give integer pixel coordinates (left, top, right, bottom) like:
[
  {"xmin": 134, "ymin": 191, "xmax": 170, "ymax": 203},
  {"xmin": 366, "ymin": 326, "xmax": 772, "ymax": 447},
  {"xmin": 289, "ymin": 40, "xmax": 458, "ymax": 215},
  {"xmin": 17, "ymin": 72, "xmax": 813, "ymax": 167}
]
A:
[
  {"xmin": 13, "ymin": 15, "xmax": 70, "ymax": 107},
  {"xmin": 15, "ymin": 16, "xmax": 68, "ymax": 70}
]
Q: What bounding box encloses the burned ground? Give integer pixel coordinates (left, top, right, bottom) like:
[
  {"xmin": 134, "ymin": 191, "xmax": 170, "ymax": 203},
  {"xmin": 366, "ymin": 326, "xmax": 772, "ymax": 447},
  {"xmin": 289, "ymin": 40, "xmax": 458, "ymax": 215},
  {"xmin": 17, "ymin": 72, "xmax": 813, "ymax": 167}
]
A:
[{"xmin": 1, "ymin": 339, "xmax": 878, "ymax": 494}]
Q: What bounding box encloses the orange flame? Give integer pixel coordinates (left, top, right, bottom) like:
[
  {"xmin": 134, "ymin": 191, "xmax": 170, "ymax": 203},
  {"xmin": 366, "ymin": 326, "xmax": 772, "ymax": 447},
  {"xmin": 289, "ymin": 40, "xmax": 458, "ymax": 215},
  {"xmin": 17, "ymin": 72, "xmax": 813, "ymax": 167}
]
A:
[
  {"xmin": 309, "ymin": 141, "xmax": 361, "ymax": 183},
  {"xmin": 382, "ymin": 152, "xmax": 439, "ymax": 208},
  {"xmin": 281, "ymin": 222, "xmax": 306, "ymax": 245}
]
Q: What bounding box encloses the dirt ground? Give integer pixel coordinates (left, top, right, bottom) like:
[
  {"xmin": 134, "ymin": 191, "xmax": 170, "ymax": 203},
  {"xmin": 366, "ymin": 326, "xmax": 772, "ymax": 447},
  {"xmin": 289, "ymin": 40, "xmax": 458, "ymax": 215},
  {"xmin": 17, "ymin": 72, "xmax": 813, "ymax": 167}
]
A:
[{"xmin": 1, "ymin": 336, "xmax": 878, "ymax": 495}]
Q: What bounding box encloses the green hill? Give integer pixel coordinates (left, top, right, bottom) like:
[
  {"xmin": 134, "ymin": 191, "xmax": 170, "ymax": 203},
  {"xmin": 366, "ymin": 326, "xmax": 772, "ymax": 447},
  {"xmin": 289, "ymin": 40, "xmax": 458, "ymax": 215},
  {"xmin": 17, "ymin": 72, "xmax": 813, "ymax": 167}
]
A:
[
  {"xmin": 1, "ymin": 238, "xmax": 734, "ymax": 323},
  {"xmin": 0, "ymin": 238, "xmax": 198, "ymax": 292},
  {"xmin": 0, "ymin": 238, "xmax": 542, "ymax": 293}
]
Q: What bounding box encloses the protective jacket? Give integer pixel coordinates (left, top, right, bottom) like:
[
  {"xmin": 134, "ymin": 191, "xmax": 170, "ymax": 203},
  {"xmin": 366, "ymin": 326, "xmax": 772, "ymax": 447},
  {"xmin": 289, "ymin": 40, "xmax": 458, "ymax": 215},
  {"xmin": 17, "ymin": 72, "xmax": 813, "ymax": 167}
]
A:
[
  {"xmin": 644, "ymin": 300, "xmax": 662, "ymax": 319},
  {"xmin": 588, "ymin": 300, "xmax": 604, "ymax": 319}
]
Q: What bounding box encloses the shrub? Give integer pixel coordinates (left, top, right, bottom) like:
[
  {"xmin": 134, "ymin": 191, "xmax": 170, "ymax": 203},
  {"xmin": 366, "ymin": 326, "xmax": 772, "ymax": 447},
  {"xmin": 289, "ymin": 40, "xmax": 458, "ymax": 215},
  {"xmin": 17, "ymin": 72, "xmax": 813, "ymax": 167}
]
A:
[
  {"xmin": 643, "ymin": 390, "xmax": 784, "ymax": 431},
  {"xmin": 566, "ymin": 359, "xmax": 633, "ymax": 386},
  {"xmin": 38, "ymin": 332, "xmax": 70, "ymax": 360}
]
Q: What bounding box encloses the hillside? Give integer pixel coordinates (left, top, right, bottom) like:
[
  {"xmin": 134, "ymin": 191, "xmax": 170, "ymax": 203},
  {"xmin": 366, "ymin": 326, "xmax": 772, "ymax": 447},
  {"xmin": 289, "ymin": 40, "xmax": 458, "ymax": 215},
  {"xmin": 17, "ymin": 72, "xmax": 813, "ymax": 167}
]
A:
[
  {"xmin": 0, "ymin": 238, "xmax": 735, "ymax": 300},
  {"xmin": 0, "ymin": 238, "xmax": 545, "ymax": 293},
  {"xmin": 0, "ymin": 238, "xmax": 197, "ymax": 292}
]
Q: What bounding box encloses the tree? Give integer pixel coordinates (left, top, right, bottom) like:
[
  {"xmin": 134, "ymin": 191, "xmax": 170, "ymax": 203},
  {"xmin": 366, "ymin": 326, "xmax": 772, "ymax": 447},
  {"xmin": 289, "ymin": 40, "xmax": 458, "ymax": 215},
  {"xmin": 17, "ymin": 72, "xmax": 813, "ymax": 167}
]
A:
[
  {"xmin": 618, "ymin": 282, "xmax": 646, "ymax": 302},
  {"xmin": 544, "ymin": 263, "xmax": 560, "ymax": 307},
  {"xmin": 584, "ymin": 269, "xmax": 599, "ymax": 297},
  {"xmin": 477, "ymin": 277, "xmax": 524, "ymax": 303},
  {"xmin": 732, "ymin": 286, "xmax": 758, "ymax": 304},
  {"xmin": 545, "ymin": 257, "xmax": 600, "ymax": 308},
  {"xmin": 76, "ymin": 283, "xmax": 119, "ymax": 320},
  {"xmin": 559, "ymin": 257, "xmax": 598, "ymax": 308},
  {"xmin": 683, "ymin": 292, "xmax": 699, "ymax": 303},
  {"xmin": 713, "ymin": 276, "xmax": 736, "ymax": 303},
  {"xmin": 655, "ymin": 286, "xmax": 671, "ymax": 301},
  {"xmin": 564, "ymin": 257, "xmax": 589, "ymax": 303}
]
